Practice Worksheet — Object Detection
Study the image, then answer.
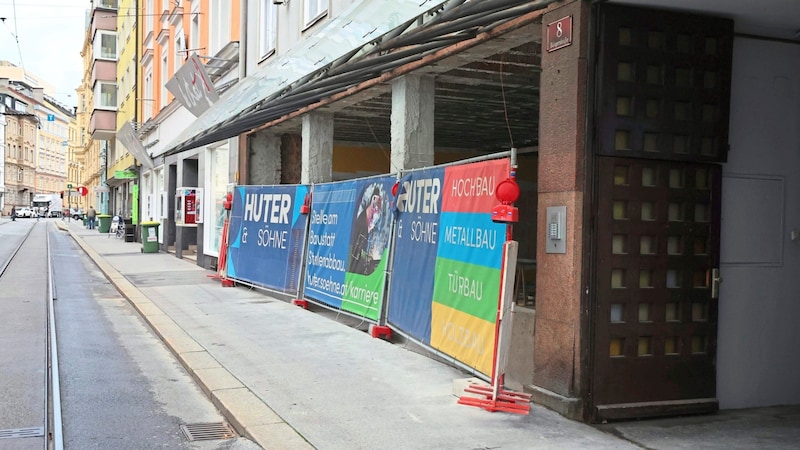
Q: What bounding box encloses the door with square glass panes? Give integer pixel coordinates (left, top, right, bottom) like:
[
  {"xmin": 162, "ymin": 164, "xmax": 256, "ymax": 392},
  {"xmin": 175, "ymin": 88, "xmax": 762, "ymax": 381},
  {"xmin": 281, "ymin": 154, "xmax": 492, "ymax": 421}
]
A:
[
  {"xmin": 589, "ymin": 4, "xmax": 730, "ymax": 420},
  {"xmin": 592, "ymin": 157, "xmax": 721, "ymax": 419}
]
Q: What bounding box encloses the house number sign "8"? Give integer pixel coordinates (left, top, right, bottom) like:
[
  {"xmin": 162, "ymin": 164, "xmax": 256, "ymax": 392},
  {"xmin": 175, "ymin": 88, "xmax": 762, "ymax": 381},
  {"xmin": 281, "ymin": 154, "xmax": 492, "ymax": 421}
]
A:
[{"xmin": 547, "ymin": 16, "xmax": 573, "ymax": 52}]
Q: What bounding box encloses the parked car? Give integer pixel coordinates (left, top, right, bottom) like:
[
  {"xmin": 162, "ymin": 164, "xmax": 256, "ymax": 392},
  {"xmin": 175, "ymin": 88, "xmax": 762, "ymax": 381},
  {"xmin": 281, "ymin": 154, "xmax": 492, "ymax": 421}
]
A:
[
  {"xmin": 69, "ymin": 209, "xmax": 85, "ymax": 220},
  {"xmin": 15, "ymin": 207, "xmax": 35, "ymax": 218}
]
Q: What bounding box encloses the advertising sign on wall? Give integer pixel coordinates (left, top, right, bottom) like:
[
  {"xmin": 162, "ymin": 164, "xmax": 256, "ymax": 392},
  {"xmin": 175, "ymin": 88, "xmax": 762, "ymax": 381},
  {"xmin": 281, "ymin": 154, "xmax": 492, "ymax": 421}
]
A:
[
  {"xmin": 388, "ymin": 158, "xmax": 510, "ymax": 376},
  {"xmin": 226, "ymin": 184, "xmax": 309, "ymax": 294},
  {"xmin": 303, "ymin": 176, "xmax": 395, "ymax": 321}
]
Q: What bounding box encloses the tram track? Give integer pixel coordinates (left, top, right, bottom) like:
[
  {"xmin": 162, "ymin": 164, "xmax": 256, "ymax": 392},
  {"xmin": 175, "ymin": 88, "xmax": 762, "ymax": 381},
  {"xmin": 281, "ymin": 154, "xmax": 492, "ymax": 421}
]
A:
[{"xmin": 0, "ymin": 221, "xmax": 64, "ymax": 449}]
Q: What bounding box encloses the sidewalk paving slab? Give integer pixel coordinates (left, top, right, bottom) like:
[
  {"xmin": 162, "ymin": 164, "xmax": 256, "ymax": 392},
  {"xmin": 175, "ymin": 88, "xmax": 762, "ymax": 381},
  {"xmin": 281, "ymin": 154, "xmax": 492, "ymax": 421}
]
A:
[{"xmin": 52, "ymin": 218, "xmax": 800, "ymax": 450}]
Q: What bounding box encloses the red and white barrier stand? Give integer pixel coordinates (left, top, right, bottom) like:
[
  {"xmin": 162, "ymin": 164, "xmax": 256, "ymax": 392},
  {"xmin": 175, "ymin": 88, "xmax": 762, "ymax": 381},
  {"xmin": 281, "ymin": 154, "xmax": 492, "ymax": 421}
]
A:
[
  {"xmin": 458, "ymin": 154, "xmax": 531, "ymax": 414},
  {"xmin": 291, "ymin": 299, "xmax": 309, "ymax": 309},
  {"xmin": 292, "ymin": 192, "xmax": 313, "ymax": 309},
  {"xmin": 458, "ymin": 240, "xmax": 531, "ymax": 414},
  {"xmin": 208, "ymin": 192, "xmax": 235, "ymax": 287}
]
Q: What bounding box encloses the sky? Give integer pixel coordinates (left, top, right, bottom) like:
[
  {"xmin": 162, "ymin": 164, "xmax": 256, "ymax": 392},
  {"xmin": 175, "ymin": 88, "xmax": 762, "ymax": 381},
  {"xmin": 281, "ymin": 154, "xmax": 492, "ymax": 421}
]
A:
[{"xmin": 0, "ymin": 0, "xmax": 89, "ymax": 108}]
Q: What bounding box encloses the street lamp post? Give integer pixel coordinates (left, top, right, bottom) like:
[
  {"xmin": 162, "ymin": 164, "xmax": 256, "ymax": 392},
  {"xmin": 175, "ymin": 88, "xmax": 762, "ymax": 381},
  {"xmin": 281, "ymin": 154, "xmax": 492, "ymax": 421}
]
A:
[{"xmin": 67, "ymin": 183, "xmax": 73, "ymax": 219}]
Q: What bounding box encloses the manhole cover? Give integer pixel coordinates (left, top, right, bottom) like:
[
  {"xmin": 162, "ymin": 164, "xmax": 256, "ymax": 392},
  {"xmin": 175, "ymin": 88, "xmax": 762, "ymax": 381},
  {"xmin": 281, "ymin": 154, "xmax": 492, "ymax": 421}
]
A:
[
  {"xmin": 0, "ymin": 427, "xmax": 44, "ymax": 439},
  {"xmin": 180, "ymin": 422, "xmax": 236, "ymax": 441}
]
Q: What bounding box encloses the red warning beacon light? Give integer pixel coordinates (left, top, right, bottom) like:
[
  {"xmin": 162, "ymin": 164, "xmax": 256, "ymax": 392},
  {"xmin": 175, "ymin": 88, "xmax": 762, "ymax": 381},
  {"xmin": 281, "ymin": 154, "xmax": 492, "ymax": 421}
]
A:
[
  {"xmin": 300, "ymin": 192, "xmax": 312, "ymax": 215},
  {"xmin": 223, "ymin": 192, "xmax": 233, "ymax": 210},
  {"xmin": 491, "ymin": 176, "xmax": 520, "ymax": 223}
]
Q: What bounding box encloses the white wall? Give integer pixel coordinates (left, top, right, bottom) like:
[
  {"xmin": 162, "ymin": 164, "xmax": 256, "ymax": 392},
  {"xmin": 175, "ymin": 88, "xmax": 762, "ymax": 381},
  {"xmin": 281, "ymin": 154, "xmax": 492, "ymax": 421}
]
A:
[{"xmin": 718, "ymin": 37, "xmax": 800, "ymax": 409}]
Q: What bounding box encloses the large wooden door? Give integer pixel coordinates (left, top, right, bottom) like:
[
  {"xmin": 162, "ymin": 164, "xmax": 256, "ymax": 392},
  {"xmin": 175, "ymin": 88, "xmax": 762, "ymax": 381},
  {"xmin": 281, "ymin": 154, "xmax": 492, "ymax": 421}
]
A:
[
  {"xmin": 591, "ymin": 157, "xmax": 721, "ymax": 420},
  {"xmin": 588, "ymin": 4, "xmax": 732, "ymax": 421}
]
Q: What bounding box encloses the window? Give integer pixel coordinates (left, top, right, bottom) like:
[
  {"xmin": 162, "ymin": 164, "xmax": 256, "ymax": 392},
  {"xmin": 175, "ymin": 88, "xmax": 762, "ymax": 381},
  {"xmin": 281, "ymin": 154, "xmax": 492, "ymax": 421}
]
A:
[
  {"xmin": 94, "ymin": 0, "xmax": 118, "ymax": 8},
  {"xmin": 204, "ymin": 143, "xmax": 230, "ymax": 257},
  {"xmin": 190, "ymin": 6, "xmax": 200, "ymax": 54},
  {"xmin": 160, "ymin": 48, "xmax": 169, "ymax": 105},
  {"xmin": 210, "ymin": 0, "xmax": 231, "ymax": 55},
  {"xmin": 175, "ymin": 29, "xmax": 187, "ymax": 71},
  {"xmin": 95, "ymin": 82, "xmax": 118, "ymax": 109},
  {"xmin": 145, "ymin": 0, "xmax": 153, "ymax": 36},
  {"xmin": 95, "ymin": 31, "xmax": 118, "ymax": 60},
  {"xmin": 304, "ymin": 0, "xmax": 327, "ymax": 27},
  {"xmin": 259, "ymin": 1, "xmax": 277, "ymax": 58},
  {"xmin": 144, "ymin": 69, "xmax": 153, "ymax": 121}
]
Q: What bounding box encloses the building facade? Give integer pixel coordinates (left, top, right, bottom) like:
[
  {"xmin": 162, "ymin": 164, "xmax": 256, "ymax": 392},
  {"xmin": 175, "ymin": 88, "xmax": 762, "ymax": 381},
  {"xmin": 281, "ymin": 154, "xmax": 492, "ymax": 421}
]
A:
[
  {"xmin": 86, "ymin": 0, "xmax": 799, "ymax": 424},
  {"xmin": 79, "ymin": 0, "xmax": 118, "ymax": 215},
  {"xmin": 136, "ymin": 0, "xmax": 241, "ymax": 261},
  {"xmin": 1, "ymin": 106, "xmax": 38, "ymax": 213},
  {"xmin": 0, "ymin": 64, "xmax": 75, "ymax": 214},
  {"xmin": 107, "ymin": 0, "xmax": 137, "ymax": 219}
]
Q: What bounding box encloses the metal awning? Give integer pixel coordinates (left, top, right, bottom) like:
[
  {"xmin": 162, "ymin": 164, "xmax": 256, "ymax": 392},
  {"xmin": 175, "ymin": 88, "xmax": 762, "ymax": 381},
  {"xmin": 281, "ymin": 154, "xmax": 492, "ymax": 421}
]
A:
[
  {"xmin": 157, "ymin": 0, "xmax": 452, "ymax": 157},
  {"xmin": 158, "ymin": 0, "xmax": 556, "ymax": 158}
]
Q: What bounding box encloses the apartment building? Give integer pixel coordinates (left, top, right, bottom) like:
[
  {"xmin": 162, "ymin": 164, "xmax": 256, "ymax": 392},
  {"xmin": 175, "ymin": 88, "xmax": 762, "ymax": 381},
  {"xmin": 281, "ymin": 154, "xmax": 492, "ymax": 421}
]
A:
[
  {"xmin": 137, "ymin": 0, "xmax": 242, "ymax": 260},
  {"xmin": 0, "ymin": 63, "xmax": 74, "ymax": 213},
  {"xmin": 79, "ymin": 0, "xmax": 118, "ymax": 215},
  {"xmin": 0, "ymin": 88, "xmax": 37, "ymax": 214},
  {"xmin": 67, "ymin": 115, "xmax": 83, "ymax": 212},
  {"xmin": 106, "ymin": 0, "xmax": 138, "ymax": 219}
]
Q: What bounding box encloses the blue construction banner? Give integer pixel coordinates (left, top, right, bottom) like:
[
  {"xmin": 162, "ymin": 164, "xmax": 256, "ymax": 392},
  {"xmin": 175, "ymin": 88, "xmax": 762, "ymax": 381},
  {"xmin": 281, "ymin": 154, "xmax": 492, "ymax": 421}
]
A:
[
  {"xmin": 303, "ymin": 176, "xmax": 395, "ymax": 321},
  {"xmin": 387, "ymin": 159, "xmax": 510, "ymax": 376},
  {"xmin": 226, "ymin": 184, "xmax": 309, "ymax": 294},
  {"xmin": 386, "ymin": 166, "xmax": 443, "ymax": 342}
]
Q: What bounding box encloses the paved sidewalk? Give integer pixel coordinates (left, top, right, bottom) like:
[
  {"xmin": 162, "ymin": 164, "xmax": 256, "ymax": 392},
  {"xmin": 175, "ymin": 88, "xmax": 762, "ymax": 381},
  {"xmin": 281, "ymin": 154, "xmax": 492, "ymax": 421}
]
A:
[{"xmin": 54, "ymin": 218, "xmax": 800, "ymax": 450}]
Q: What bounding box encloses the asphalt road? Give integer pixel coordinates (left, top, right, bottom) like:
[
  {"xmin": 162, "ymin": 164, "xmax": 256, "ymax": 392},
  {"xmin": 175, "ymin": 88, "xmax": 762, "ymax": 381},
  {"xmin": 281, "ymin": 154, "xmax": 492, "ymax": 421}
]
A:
[{"xmin": 0, "ymin": 219, "xmax": 260, "ymax": 449}]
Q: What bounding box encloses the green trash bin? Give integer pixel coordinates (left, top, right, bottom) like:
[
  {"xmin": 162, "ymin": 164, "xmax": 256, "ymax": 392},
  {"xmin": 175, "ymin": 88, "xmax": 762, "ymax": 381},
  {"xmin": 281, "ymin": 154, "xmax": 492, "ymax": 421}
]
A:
[
  {"xmin": 97, "ymin": 214, "xmax": 112, "ymax": 233},
  {"xmin": 140, "ymin": 222, "xmax": 160, "ymax": 253}
]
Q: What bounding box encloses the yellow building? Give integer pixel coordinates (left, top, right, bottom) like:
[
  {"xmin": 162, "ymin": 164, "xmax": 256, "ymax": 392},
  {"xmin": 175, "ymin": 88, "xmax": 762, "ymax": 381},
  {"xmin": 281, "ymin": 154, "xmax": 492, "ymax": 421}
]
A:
[
  {"xmin": 107, "ymin": 0, "xmax": 137, "ymax": 218},
  {"xmin": 68, "ymin": 114, "xmax": 83, "ymax": 212},
  {"xmin": 77, "ymin": 1, "xmax": 118, "ymax": 215}
]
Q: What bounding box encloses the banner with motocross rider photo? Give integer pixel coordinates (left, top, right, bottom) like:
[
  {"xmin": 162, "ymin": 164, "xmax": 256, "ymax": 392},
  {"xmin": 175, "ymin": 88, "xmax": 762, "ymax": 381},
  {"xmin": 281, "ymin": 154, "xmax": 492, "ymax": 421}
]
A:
[
  {"xmin": 225, "ymin": 184, "xmax": 310, "ymax": 295},
  {"xmin": 302, "ymin": 175, "xmax": 395, "ymax": 321},
  {"xmin": 387, "ymin": 158, "xmax": 510, "ymax": 377}
]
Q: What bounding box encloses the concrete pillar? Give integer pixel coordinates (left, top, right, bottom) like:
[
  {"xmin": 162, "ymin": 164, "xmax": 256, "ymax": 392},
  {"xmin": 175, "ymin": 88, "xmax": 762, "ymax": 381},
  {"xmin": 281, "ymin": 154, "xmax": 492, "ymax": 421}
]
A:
[
  {"xmin": 530, "ymin": 0, "xmax": 590, "ymax": 420},
  {"xmin": 281, "ymin": 134, "xmax": 302, "ymax": 184},
  {"xmin": 247, "ymin": 131, "xmax": 281, "ymax": 185},
  {"xmin": 390, "ymin": 74, "xmax": 435, "ymax": 171},
  {"xmin": 301, "ymin": 112, "xmax": 333, "ymax": 184}
]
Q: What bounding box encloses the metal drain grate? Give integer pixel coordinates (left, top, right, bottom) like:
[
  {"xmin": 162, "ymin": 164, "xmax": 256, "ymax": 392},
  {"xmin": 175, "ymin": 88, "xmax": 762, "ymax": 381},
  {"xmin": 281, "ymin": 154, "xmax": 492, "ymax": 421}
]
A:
[
  {"xmin": 180, "ymin": 422, "xmax": 237, "ymax": 441},
  {"xmin": 0, "ymin": 427, "xmax": 45, "ymax": 439}
]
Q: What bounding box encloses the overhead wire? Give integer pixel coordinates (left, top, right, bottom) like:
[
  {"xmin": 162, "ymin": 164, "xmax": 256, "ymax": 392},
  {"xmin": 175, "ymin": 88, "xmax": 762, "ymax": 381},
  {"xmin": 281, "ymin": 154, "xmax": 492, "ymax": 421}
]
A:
[
  {"xmin": 499, "ymin": 53, "xmax": 515, "ymax": 148},
  {"xmin": 1, "ymin": 0, "xmax": 26, "ymax": 72}
]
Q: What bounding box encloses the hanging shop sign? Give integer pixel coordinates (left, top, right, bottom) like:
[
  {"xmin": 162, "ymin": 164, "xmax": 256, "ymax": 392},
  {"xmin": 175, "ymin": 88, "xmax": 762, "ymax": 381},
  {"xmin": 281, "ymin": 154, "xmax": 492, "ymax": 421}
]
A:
[
  {"xmin": 114, "ymin": 170, "xmax": 138, "ymax": 179},
  {"xmin": 166, "ymin": 53, "xmax": 220, "ymax": 117},
  {"xmin": 117, "ymin": 122, "xmax": 155, "ymax": 170}
]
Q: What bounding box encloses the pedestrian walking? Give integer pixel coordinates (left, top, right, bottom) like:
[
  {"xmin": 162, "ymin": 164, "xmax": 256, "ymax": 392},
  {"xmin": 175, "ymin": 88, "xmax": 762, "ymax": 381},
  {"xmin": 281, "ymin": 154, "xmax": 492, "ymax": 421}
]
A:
[
  {"xmin": 87, "ymin": 206, "xmax": 97, "ymax": 230},
  {"xmin": 10, "ymin": 206, "xmax": 15, "ymax": 221}
]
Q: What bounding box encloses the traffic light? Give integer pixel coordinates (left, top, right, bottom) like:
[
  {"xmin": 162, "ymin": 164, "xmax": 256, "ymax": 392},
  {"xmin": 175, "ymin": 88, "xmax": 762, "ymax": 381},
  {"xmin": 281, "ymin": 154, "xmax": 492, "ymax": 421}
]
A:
[{"xmin": 60, "ymin": 191, "xmax": 64, "ymax": 199}]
